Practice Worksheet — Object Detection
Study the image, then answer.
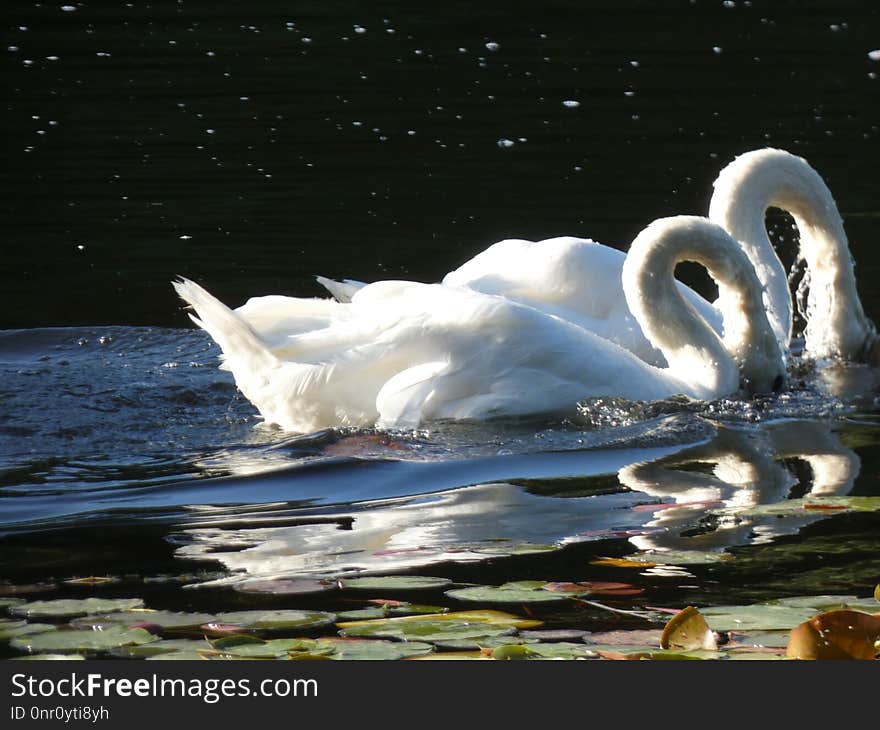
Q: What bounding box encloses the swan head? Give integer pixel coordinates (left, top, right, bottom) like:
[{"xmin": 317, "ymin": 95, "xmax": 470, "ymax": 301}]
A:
[{"xmin": 624, "ymin": 216, "xmax": 787, "ymax": 399}]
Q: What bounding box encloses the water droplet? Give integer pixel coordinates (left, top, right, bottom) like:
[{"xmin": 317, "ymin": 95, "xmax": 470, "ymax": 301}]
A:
[
  {"xmin": 485, "ymin": 42, "xmax": 500, "ymax": 52},
  {"xmin": 61, "ymin": 5, "xmax": 76, "ymax": 11},
  {"xmin": 712, "ymin": 46, "xmax": 723, "ymax": 54},
  {"xmin": 562, "ymin": 99, "xmax": 580, "ymax": 108},
  {"xmin": 496, "ymin": 138, "xmax": 515, "ymax": 148},
  {"xmin": 354, "ymin": 25, "xmax": 366, "ymax": 34},
  {"xmin": 868, "ymin": 50, "xmax": 880, "ymax": 61}
]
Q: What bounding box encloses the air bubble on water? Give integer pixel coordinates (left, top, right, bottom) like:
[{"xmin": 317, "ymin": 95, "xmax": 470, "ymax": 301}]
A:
[
  {"xmin": 712, "ymin": 46, "xmax": 723, "ymax": 54},
  {"xmin": 485, "ymin": 42, "xmax": 500, "ymax": 52},
  {"xmin": 61, "ymin": 5, "xmax": 76, "ymax": 11},
  {"xmin": 179, "ymin": 235, "xmax": 192, "ymax": 240},
  {"xmin": 354, "ymin": 25, "xmax": 366, "ymax": 34},
  {"xmin": 496, "ymin": 138, "xmax": 515, "ymax": 148},
  {"xmin": 562, "ymin": 99, "xmax": 580, "ymax": 108},
  {"xmin": 868, "ymin": 50, "xmax": 880, "ymax": 61}
]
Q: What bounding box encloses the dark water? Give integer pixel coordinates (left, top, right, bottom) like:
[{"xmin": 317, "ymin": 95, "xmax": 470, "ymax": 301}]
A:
[{"xmin": 2, "ymin": 2, "xmax": 880, "ymax": 651}]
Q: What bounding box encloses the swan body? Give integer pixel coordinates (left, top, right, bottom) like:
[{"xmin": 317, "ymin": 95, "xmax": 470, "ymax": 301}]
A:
[
  {"xmin": 174, "ymin": 216, "xmax": 784, "ymax": 433},
  {"xmin": 441, "ymin": 236, "xmax": 723, "ymax": 367},
  {"xmin": 709, "ymin": 147, "xmax": 876, "ymax": 361}
]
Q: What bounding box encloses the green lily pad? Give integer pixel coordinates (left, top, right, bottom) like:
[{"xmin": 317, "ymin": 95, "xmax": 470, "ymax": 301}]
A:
[
  {"xmin": 340, "ymin": 618, "xmax": 517, "ymax": 643},
  {"xmin": 146, "ymin": 651, "xmax": 208, "ymax": 661},
  {"xmin": 335, "ymin": 603, "xmax": 447, "ymax": 621},
  {"xmin": 493, "ymin": 642, "xmax": 598, "ymax": 660},
  {"xmin": 11, "ymin": 597, "xmax": 145, "ymax": 620},
  {"xmin": 111, "ymin": 639, "xmax": 214, "ymax": 658},
  {"xmin": 315, "ymin": 638, "xmax": 434, "ymax": 660},
  {"xmin": 12, "ymin": 654, "xmax": 86, "ymax": 661},
  {"xmin": 339, "ymin": 576, "xmax": 452, "ymax": 591},
  {"xmin": 71, "ymin": 609, "xmax": 218, "ymax": 631},
  {"xmin": 701, "ymin": 604, "xmax": 819, "ymax": 632},
  {"xmin": 762, "ymin": 595, "xmax": 876, "ymax": 612},
  {"xmin": 721, "ymin": 495, "xmax": 880, "ymax": 518},
  {"xmin": 445, "ymin": 582, "xmax": 570, "ymax": 604},
  {"xmin": 0, "ymin": 622, "xmax": 57, "ymax": 641},
  {"xmin": 10, "ymin": 626, "xmax": 159, "ymax": 654},
  {"xmin": 726, "ymin": 631, "xmax": 791, "ymax": 650},
  {"xmin": 234, "ymin": 579, "xmax": 337, "ymax": 596},
  {"xmin": 0, "ymin": 598, "xmax": 26, "ymax": 611},
  {"xmin": 210, "ymin": 609, "xmax": 336, "ymax": 633},
  {"xmin": 212, "ymin": 638, "xmax": 320, "ymax": 659},
  {"xmin": 432, "ymin": 634, "xmax": 542, "ymax": 651}
]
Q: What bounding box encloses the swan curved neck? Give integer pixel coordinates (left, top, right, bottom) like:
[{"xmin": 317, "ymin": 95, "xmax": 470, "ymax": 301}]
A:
[
  {"xmin": 710, "ymin": 148, "xmax": 875, "ymax": 360},
  {"xmin": 623, "ymin": 216, "xmax": 783, "ymax": 397}
]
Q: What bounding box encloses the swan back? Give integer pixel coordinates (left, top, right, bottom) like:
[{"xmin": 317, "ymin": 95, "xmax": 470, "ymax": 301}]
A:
[
  {"xmin": 623, "ymin": 216, "xmax": 785, "ymax": 395},
  {"xmin": 710, "ymin": 147, "xmax": 876, "ymax": 360}
]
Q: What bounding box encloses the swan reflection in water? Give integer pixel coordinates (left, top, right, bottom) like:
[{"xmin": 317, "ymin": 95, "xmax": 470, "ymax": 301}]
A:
[
  {"xmin": 618, "ymin": 419, "xmax": 860, "ymax": 558},
  {"xmin": 174, "ymin": 417, "xmax": 864, "ymax": 585}
]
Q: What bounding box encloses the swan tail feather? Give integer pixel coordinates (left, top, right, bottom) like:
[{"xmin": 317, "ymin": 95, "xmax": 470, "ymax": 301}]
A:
[
  {"xmin": 315, "ymin": 275, "xmax": 365, "ymax": 303},
  {"xmin": 173, "ymin": 277, "xmax": 278, "ymax": 374}
]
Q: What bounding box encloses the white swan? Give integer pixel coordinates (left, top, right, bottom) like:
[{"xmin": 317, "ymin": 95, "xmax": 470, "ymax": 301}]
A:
[
  {"xmin": 709, "ymin": 147, "xmax": 877, "ymax": 361},
  {"xmin": 376, "ymin": 148, "xmax": 870, "ymax": 365},
  {"xmin": 173, "ymin": 216, "xmax": 784, "ymax": 433}
]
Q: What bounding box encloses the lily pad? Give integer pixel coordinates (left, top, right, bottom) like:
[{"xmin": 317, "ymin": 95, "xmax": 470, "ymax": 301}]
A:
[
  {"xmin": 111, "ymin": 639, "xmax": 214, "ymax": 658},
  {"xmin": 0, "ymin": 622, "xmax": 57, "ymax": 641},
  {"xmin": 339, "ymin": 576, "xmax": 452, "ymax": 591},
  {"xmin": 212, "ymin": 638, "xmax": 320, "ymax": 659},
  {"xmin": 70, "ymin": 608, "xmax": 216, "ymax": 631},
  {"xmin": 432, "ymin": 635, "xmax": 542, "ymax": 651},
  {"xmin": 763, "ymin": 595, "xmax": 878, "ymax": 613},
  {"xmin": 12, "ymin": 654, "xmax": 86, "ymax": 661},
  {"xmin": 445, "ymin": 582, "xmax": 570, "ymax": 604},
  {"xmin": 701, "ymin": 604, "xmax": 819, "ymax": 632},
  {"xmin": 235, "ymin": 579, "xmax": 337, "ymax": 596},
  {"xmin": 338, "ymin": 609, "xmax": 540, "ymax": 642},
  {"xmin": 146, "ymin": 651, "xmax": 208, "ymax": 661},
  {"xmin": 10, "ymin": 626, "xmax": 159, "ymax": 654},
  {"xmin": 315, "ymin": 638, "xmax": 434, "ymax": 660},
  {"xmin": 660, "ymin": 606, "xmax": 719, "ymax": 651},
  {"xmin": 11, "ymin": 597, "xmax": 144, "ymax": 620},
  {"xmin": 335, "ymin": 603, "xmax": 447, "ymax": 621},
  {"xmin": 340, "ymin": 618, "xmax": 517, "ymax": 643},
  {"xmin": 210, "ymin": 609, "xmax": 336, "ymax": 633},
  {"xmin": 493, "ymin": 642, "xmax": 598, "ymax": 660},
  {"xmin": 0, "ymin": 598, "xmax": 25, "ymax": 610},
  {"xmin": 787, "ymin": 610, "xmax": 880, "ymax": 660},
  {"xmin": 71, "ymin": 609, "xmax": 218, "ymax": 631}
]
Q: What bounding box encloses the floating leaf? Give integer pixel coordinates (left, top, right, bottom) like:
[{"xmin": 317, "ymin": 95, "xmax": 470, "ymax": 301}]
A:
[
  {"xmin": 335, "ymin": 603, "xmax": 447, "ymax": 621},
  {"xmin": 519, "ymin": 629, "xmax": 590, "ymax": 642},
  {"xmin": 146, "ymin": 651, "xmax": 208, "ymax": 661},
  {"xmin": 339, "ymin": 576, "xmax": 452, "ymax": 591},
  {"xmin": 111, "ymin": 639, "xmax": 214, "ymax": 658},
  {"xmin": 340, "ymin": 618, "xmax": 516, "ymax": 643},
  {"xmin": 445, "ymin": 582, "xmax": 570, "ymax": 604},
  {"xmin": 583, "ymin": 629, "xmax": 663, "ymax": 647},
  {"xmin": 0, "ymin": 583, "xmax": 56, "ymax": 597},
  {"xmin": 0, "ymin": 622, "xmax": 57, "ymax": 641},
  {"xmin": 210, "ymin": 635, "xmax": 266, "ymax": 650},
  {"xmin": 11, "ymin": 626, "xmax": 159, "ymax": 654},
  {"xmin": 315, "ymin": 638, "xmax": 433, "ymax": 660},
  {"xmin": 71, "ymin": 609, "xmax": 218, "ymax": 631},
  {"xmin": 660, "ymin": 606, "xmax": 719, "ymax": 651},
  {"xmin": 408, "ymin": 651, "xmax": 491, "ymax": 660},
  {"xmin": 493, "ymin": 642, "xmax": 598, "ymax": 660},
  {"xmin": 214, "ymin": 638, "xmax": 319, "ymax": 659},
  {"xmin": 726, "ymin": 631, "xmax": 791, "ymax": 650},
  {"xmin": 542, "ymin": 581, "xmax": 643, "ymax": 597},
  {"xmin": 786, "ymin": 610, "xmax": 880, "ymax": 660},
  {"xmin": 338, "ymin": 609, "xmax": 540, "ymax": 642},
  {"xmin": 0, "ymin": 598, "xmax": 25, "ymax": 610},
  {"xmin": 432, "ymin": 635, "xmax": 542, "ymax": 651},
  {"xmin": 602, "ymin": 648, "xmax": 724, "ymax": 661},
  {"xmin": 629, "ymin": 550, "xmax": 732, "ymax": 566},
  {"xmin": 12, "ymin": 654, "xmax": 86, "ymax": 661},
  {"xmin": 701, "ymin": 604, "xmax": 821, "ymax": 632},
  {"xmin": 11, "ymin": 597, "xmax": 144, "ymax": 620},
  {"xmin": 235, "ymin": 579, "xmax": 336, "ymax": 596},
  {"xmin": 210, "ymin": 609, "xmax": 336, "ymax": 633}
]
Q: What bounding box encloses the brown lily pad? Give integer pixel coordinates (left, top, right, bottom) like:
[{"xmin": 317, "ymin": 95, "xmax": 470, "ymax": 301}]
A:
[{"xmin": 786, "ymin": 610, "xmax": 880, "ymax": 660}]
